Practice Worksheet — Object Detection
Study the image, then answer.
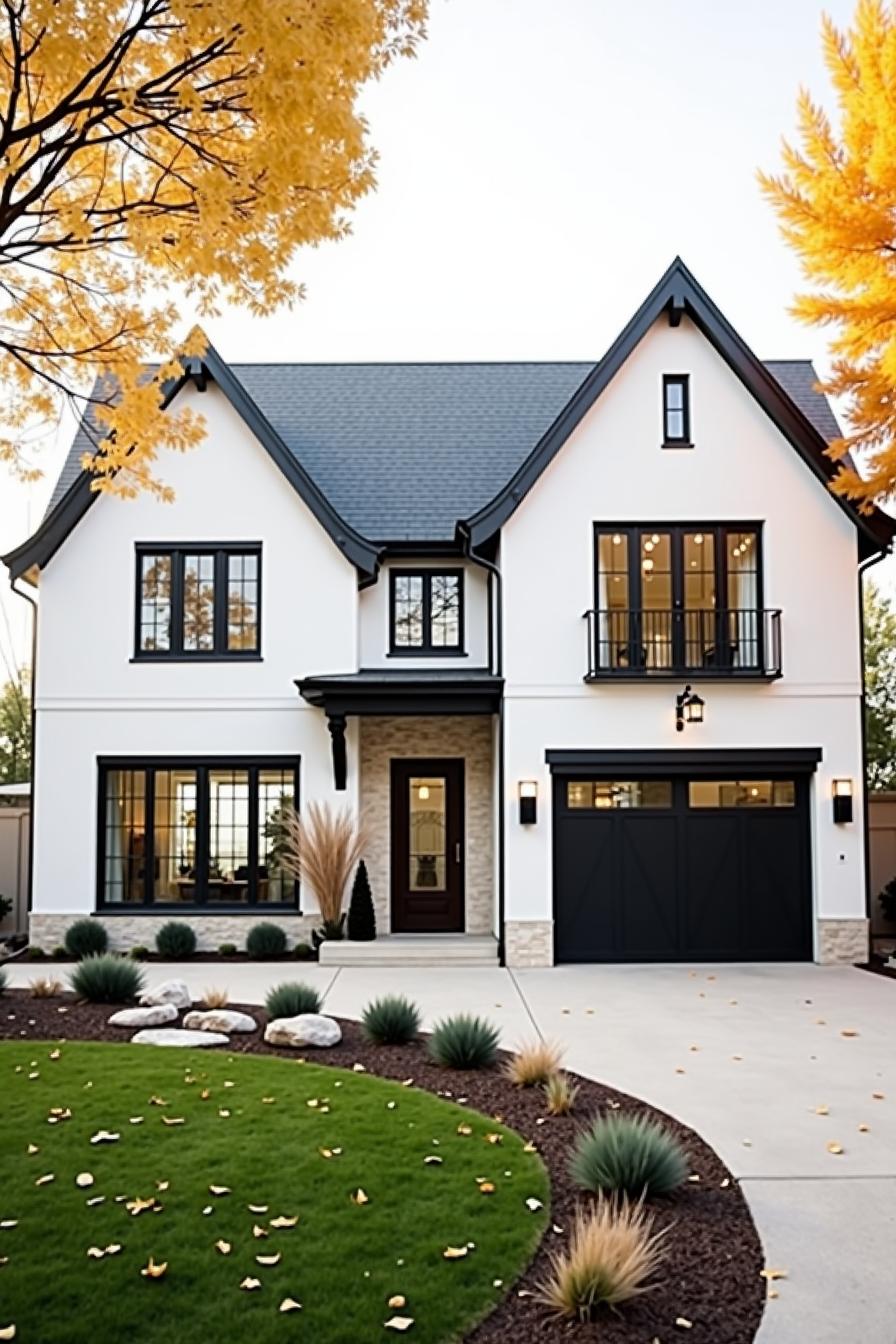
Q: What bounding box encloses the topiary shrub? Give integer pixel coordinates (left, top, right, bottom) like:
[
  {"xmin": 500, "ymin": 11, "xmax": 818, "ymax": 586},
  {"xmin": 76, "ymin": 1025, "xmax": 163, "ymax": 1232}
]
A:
[
  {"xmin": 293, "ymin": 942, "xmax": 313, "ymax": 960},
  {"xmin": 70, "ymin": 954, "xmax": 144, "ymax": 1004},
  {"xmin": 569, "ymin": 1113, "xmax": 688, "ymax": 1199},
  {"xmin": 25, "ymin": 945, "xmax": 46, "ymax": 960},
  {"xmin": 427, "ymin": 1013, "xmax": 501, "ymax": 1070},
  {"xmin": 128, "ymin": 945, "xmax": 149, "ymax": 961},
  {"xmin": 265, "ymin": 981, "xmax": 321, "ymax": 1018},
  {"xmin": 155, "ymin": 921, "xmax": 197, "ymax": 959},
  {"xmin": 51, "ymin": 946, "xmax": 69, "ymax": 961},
  {"xmin": 361, "ymin": 994, "xmax": 421, "ymax": 1045},
  {"xmin": 347, "ymin": 860, "xmax": 376, "ymax": 941},
  {"xmin": 64, "ymin": 918, "xmax": 108, "ymax": 960},
  {"xmin": 218, "ymin": 943, "xmax": 238, "ymax": 956},
  {"xmin": 246, "ymin": 922, "xmax": 287, "ymax": 959}
]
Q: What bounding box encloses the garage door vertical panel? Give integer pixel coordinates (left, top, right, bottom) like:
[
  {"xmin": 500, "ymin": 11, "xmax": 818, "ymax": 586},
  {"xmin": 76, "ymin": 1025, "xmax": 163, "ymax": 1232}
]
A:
[
  {"xmin": 617, "ymin": 815, "xmax": 680, "ymax": 959},
  {"xmin": 683, "ymin": 814, "xmax": 742, "ymax": 957},
  {"xmin": 739, "ymin": 808, "xmax": 812, "ymax": 959},
  {"xmin": 553, "ymin": 806, "xmax": 617, "ymax": 961}
]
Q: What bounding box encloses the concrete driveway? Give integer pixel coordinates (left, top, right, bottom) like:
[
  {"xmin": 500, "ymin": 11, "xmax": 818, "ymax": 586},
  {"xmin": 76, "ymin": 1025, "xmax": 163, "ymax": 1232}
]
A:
[{"xmin": 6, "ymin": 958, "xmax": 893, "ymax": 1342}]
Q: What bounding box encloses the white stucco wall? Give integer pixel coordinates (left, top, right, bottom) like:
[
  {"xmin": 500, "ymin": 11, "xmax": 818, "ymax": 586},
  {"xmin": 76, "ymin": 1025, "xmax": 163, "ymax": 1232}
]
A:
[
  {"xmin": 32, "ymin": 382, "xmax": 360, "ymax": 920},
  {"xmin": 358, "ymin": 560, "xmax": 490, "ymax": 668},
  {"xmin": 499, "ymin": 315, "xmax": 867, "ymax": 954}
]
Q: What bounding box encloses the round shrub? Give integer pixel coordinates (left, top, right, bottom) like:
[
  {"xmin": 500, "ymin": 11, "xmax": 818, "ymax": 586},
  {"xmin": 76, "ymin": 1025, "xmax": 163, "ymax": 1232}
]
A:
[
  {"xmin": 70, "ymin": 954, "xmax": 144, "ymax": 1004},
  {"xmin": 155, "ymin": 921, "xmax": 197, "ymax": 959},
  {"xmin": 569, "ymin": 1113, "xmax": 688, "ymax": 1199},
  {"xmin": 218, "ymin": 943, "xmax": 238, "ymax": 956},
  {"xmin": 427, "ymin": 1013, "xmax": 501, "ymax": 1070},
  {"xmin": 25, "ymin": 945, "xmax": 46, "ymax": 960},
  {"xmin": 128, "ymin": 945, "xmax": 149, "ymax": 961},
  {"xmin": 293, "ymin": 942, "xmax": 313, "ymax": 960},
  {"xmin": 64, "ymin": 918, "xmax": 108, "ymax": 960},
  {"xmin": 246, "ymin": 922, "xmax": 288, "ymax": 959},
  {"xmin": 51, "ymin": 946, "xmax": 69, "ymax": 961},
  {"xmin": 265, "ymin": 981, "xmax": 321, "ymax": 1018},
  {"xmin": 361, "ymin": 994, "xmax": 421, "ymax": 1046}
]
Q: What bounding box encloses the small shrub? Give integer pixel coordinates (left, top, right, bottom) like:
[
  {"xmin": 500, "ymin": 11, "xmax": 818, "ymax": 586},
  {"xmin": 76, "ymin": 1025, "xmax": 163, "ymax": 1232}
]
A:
[
  {"xmin": 30, "ymin": 976, "xmax": 63, "ymax": 999},
  {"xmin": 879, "ymin": 877, "xmax": 896, "ymax": 925},
  {"xmin": 218, "ymin": 943, "xmax": 238, "ymax": 956},
  {"xmin": 265, "ymin": 981, "xmax": 321, "ymax": 1018},
  {"xmin": 293, "ymin": 942, "xmax": 313, "ymax": 960},
  {"xmin": 26, "ymin": 945, "xmax": 46, "ymax": 960},
  {"xmin": 545, "ymin": 1071, "xmax": 580, "ymax": 1116},
  {"xmin": 64, "ymin": 918, "xmax": 108, "ymax": 960},
  {"xmin": 202, "ymin": 985, "xmax": 230, "ymax": 1009},
  {"xmin": 155, "ymin": 921, "xmax": 197, "ymax": 959},
  {"xmin": 70, "ymin": 954, "xmax": 144, "ymax": 1004},
  {"xmin": 128, "ymin": 945, "xmax": 149, "ymax": 961},
  {"xmin": 347, "ymin": 860, "xmax": 376, "ymax": 941},
  {"xmin": 504, "ymin": 1039, "xmax": 564, "ymax": 1087},
  {"xmin": 361, "ymin": 994, "xmax": 421, "ymax": 1046},
  {"xmin": 0, "ymin": 892, "xmax": 12, "ymax": 921},
  {"xmin": 246, "ymin": 922, "xmax": 288, "ymax": 959},
  {"xmin": 51, "ymin": 946, "xmax": 69, "ymax": 961},
  {"xmin": 427, "ymin": 1014, "xmax": 501, "ymax": 1070},
  {"xmin": 0, "ymin": 966, "xmax": 7, "ymax": 994},
  {"xmin": 569, "ymin": 1113, "xmax": 688, "ymax": 1199},
  {"xmin": 536, "ymin": 1197, "xmax": 668, "ymax": 1319}
]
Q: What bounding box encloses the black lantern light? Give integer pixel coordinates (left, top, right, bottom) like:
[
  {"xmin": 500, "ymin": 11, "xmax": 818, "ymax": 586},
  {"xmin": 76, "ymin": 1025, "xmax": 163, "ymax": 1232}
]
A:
[
  {"xmin": 519, "ymin": 780, "xmax": 538, "ymax": 825},
  {"xmin": 675, "ymin": 684, "xmax": 705, "ymax": 733},
  {"xmin": 832, "ymin": 778, "xmax": 854, "ymax": 824}
]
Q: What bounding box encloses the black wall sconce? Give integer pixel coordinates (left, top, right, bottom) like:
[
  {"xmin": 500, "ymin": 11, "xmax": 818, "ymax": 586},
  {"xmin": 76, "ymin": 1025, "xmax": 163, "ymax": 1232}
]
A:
[
  {"xmin": 675, "ymin": 685, "xmax": 705, "ymax": 733},
  {"xmin": 519, "ymin": 780, "xmax": 538, "ymax": 825},
  {"xmin": 833, "ymin": 778, "xmax": 854, "ymax": 824}
]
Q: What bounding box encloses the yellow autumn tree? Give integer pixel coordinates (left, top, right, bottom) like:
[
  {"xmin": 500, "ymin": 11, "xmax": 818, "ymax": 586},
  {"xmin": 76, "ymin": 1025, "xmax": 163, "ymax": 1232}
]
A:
[
  {"xmin": 0, "ymin": 0, "xmax": 426, "ymax": 497},
  {"xmin": 759, "ymin": 0, "xmax": 896, "ymax": 510}
]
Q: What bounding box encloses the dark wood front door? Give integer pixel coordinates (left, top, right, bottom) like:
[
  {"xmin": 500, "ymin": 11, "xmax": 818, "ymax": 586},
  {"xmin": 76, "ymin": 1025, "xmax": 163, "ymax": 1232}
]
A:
[{"xmin": 391, "ymin": 759, "xmax": 464, "ymax": 932}]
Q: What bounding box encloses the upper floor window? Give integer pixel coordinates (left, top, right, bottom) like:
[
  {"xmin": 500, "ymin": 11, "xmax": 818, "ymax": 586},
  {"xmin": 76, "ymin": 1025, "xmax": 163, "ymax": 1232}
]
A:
[
  {"xmin": 390, "ymin": 569, "xmax": 464, "ymax": 654},
  {"xmin": 136, "ymin": 544, "xmax": 261, "ymax": 659},
  {"xmin": 662, "ymin": 374, "xmax": 691, "ymax": 445}
]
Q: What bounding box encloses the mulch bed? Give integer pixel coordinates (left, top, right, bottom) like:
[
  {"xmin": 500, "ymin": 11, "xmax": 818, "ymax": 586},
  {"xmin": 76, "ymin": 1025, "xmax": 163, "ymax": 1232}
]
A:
[
  {"xmin": 858, "ymin": 953, "xmax": 896, "ymax": 982},
  {"xmin": 0, "ymin": 990, "xmax": 766, "ymax": 1343}
]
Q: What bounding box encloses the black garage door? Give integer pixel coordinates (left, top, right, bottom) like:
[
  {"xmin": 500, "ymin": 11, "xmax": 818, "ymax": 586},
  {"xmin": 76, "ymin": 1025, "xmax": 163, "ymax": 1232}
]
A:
[{"xmin": 553, "ymin": 774, "xmax": 813, "ymax": 962}]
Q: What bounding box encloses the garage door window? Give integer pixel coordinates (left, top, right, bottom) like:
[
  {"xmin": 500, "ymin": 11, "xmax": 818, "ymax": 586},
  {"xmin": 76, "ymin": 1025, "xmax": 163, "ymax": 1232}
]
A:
[
  {"xmin": 566, "ymin": 781, "xmax": 673, "ymax": 809},
  {"xmin": 688, "ymin": 780, "xmax": 795, "ymax": 808}
]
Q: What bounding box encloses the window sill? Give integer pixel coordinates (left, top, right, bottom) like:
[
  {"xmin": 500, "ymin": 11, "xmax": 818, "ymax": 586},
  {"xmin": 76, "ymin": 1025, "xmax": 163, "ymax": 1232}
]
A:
[
  {"xmin": 130, "ymin": 655, "xmax": 263, "ymax": 664},
  {"xmin": 95, "ymin": 905, "xmax": 302, "ymax": 916},
  {"xmin": 660, "ymin": 441, "xmax": 694, "ymax": 450},
  {"xmin": 387, "ymin": 649, "xmax": 468, "ymax": 659}
]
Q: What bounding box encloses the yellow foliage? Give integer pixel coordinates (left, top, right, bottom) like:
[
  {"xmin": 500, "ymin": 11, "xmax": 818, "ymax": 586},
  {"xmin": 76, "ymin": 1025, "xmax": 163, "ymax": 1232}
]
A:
[{"xmin": 0, "ymin": 0, "xmax": 427, "ymax": 493}]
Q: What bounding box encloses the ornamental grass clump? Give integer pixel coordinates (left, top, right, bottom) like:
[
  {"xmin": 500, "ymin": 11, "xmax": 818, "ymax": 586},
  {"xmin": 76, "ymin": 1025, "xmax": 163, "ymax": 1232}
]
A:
[
  {"xmin": 275, "ymin": 802, "xmax": 368, "ymax": 941},
  {"xmin": 536, "ymin": 1196, "xmax": 669, "ymax": 1320},
  {"xmin": 544, "ymin": 1071, "xmax": 580, "ymax": 1116},
  {"xmin": 361, "ymin": 994, "xmax": 421, "ymax": 1046},
  {"xmin": 504, "ymin": 1039, "xmax": 564, "ymax": 1087},
  {"xmin": 427, "ymin": 1014, "xmax": 501, "ymax": 1070},
  {"xmin": 155, "ymin": 921, "xmax": 197, "ymax": 959},
  {"xmin": 202, "ymin": 986, "xmax": 230, "ymax": 1009},
  {"xmin": 64, "ymin": 918, "xmax": 108, "ymax": 960},
  {"xmin": 70, "ymin": 954, "xmax": 144, "ymax": 1004},
  {"xmin": 570, "ymin": 1112, "xmax": 688, "ymax": 1199},
  {"xmin": 265, "ymin": 981, "xmax": 321, "ymax": 1019},
  {"xmin": 29, "ymin": 976, "xmax": 63, "ymax": 999},
  {"xmin": 246, "ymin": 922, "xmax": 288, "ymax": 958}
]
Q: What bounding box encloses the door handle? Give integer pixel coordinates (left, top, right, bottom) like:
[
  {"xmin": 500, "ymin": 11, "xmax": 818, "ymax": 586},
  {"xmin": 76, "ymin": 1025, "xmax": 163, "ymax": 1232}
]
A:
[{"xmin": 454, "ymin": 842, "xmax": 461, "ymax": 864}]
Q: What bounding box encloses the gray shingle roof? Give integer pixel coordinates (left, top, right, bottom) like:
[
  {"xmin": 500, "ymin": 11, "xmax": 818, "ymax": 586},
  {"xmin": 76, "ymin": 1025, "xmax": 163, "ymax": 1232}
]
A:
[{"xmin": 44, "ymin": 358, "xmax": 841, "ymax": 543}]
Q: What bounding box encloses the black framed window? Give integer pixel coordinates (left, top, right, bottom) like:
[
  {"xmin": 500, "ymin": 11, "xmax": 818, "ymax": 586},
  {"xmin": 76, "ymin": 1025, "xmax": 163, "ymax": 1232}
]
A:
[
  {"xmin": 97, "ymin": 757, "xmax": 298, "ymax": 908},
  {"xmin": 390, "ymin": 569, "xmax": 464, "ymax": 654},
  {"xmin": 135, "ymin": 544, "xmax": 261, "ymax": 659},
  {"xmin": 662, "ymin": 375, "xmax": 690, "ymax": 444}
]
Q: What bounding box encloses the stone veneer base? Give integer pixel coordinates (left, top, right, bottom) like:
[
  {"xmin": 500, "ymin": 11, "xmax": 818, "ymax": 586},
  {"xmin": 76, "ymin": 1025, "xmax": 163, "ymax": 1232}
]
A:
[
  {"xmin": 504, "ymin": 919, "xmax": 554, "ymax": 968},
  {"xmin": 817, "ymin": 918, "xmax": 869, "ymax": 965},
  {"xmin": 29, "ymin": 912, "xmax": 317, "ymax": 954}
]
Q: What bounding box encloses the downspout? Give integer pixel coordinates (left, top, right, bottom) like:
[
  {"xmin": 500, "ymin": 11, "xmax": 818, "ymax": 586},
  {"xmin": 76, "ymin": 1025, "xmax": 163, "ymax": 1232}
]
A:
[
  {"xmin": 459, "ymin": 526, "xmax": 505, "ymax": 965},
  {"xmin": 9, "ymin": 575, "xmax": 38, "ymax": 923},
  {"xmin": 858, "ymin": 546, "xmax": 890, "ymax": 932}
]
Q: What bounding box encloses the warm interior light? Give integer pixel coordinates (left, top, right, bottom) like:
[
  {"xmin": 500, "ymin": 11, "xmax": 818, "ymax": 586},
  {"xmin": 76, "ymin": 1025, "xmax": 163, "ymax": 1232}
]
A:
[
  {"xmin": 694, "ymin": 533, "xmax": 704, "ymax": 544},
  {"xmin": 684, "ymin": 693, "xmax": 705, "ymax": 724},
  {"xmin": 417, "ymin": 784, "xmax": 430, "ymax": 801},
  {"xmin": 651, "ymin": 533, "xmax": 660, "ymax": 544},
  {"xmin": 642, "ymin": 558, "xmax": 654, "ymax": 572},
  {"xmin": 612, "ymin": 533, "xmax": 622, "ymax": 545}
]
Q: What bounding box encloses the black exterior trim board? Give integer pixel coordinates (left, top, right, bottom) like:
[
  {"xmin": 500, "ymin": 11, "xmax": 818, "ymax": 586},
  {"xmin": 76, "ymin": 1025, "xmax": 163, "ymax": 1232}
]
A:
[{"xmin": 545, "ymin": 747, "xmax": 823, "ymax": 775}]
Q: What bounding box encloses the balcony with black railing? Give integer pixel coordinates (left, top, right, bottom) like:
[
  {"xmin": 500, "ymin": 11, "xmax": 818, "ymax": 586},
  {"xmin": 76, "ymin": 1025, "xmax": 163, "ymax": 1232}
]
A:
[{"xmin": 583, "ymin": 607, "xmax": 782, "ymax": 680}]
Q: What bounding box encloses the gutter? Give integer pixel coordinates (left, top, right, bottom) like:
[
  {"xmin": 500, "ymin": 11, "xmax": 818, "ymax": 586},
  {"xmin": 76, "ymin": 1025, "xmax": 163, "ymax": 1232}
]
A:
[{"xmin": 9, "ymin": 576, "xmax": 37, "ymax": 920}]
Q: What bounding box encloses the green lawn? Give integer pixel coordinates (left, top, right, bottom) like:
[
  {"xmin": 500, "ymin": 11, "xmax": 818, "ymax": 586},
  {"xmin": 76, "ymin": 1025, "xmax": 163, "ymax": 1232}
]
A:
[{"xmin": 0, "ymin": 1041, "xmax": 549, "ymax": 1344}]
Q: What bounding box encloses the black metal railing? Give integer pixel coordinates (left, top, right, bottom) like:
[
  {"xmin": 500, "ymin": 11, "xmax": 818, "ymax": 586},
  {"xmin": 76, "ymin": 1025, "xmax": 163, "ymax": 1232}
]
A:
[{"xmin": 583, "ymin": 607, "xmax": 782, "ymax": 679}]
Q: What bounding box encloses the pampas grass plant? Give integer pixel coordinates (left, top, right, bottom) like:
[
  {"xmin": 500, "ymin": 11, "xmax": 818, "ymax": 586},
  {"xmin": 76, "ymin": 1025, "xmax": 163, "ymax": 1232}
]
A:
[
  {"xmin": 536, "ymin": 1197, "xmax": 669, "ymax": 1320},
  {"xmin": 504, "ymin": 1039, "xmax": 564, "ymax": 1086},
  {"xmin": 275, "ymin": 802, "xmax": 368, "ymax": 935}
]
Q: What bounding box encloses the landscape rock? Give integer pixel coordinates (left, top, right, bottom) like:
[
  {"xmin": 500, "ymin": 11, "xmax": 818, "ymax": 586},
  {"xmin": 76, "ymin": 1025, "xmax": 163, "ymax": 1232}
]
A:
[
  {"xmin": 139, "ymin": 979, "xmax": 192, "ymax": 1011},
  {"xmin": 183, "ymin": 1009, "xmax": 257, "ymax": 1034},
  {"xmin": 264, "ymin": 1013, "xmax": 341, "ymax": 1049},
  {"xmin": 131, "ymin": 1028, "xmax": 229, "ymax": 1048},
  {"xmin": 108, "ymin": 1003, "xmax": 178, "ymax": 1028}
]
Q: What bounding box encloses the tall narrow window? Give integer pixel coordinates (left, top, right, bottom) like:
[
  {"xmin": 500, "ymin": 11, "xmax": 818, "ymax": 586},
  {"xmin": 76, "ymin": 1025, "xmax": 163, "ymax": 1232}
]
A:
[
  {"xmin": 135, "ymin": 545, "xmax": 261, "ymax": 658},
  {"xmin": 662, "ymin": 375, "xmax": 690, "ymax": 444},
  {"xmin": 390, "ymin": 570, "xmax": 464, "ymax": 654}
]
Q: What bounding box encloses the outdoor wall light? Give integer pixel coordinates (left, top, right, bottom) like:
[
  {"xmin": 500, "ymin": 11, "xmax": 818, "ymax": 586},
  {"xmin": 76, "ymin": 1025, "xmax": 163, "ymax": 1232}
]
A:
[
  {"xmin": 832, "ymin": 778, "xmax": 854, "ymax": 824},
  {"xmin": 675, "ymin": 685, "xmax": 705, "ymax": 733},
  {"xmin": 519, "ymin": 780, "xmax": 538, "ymax": 825}
]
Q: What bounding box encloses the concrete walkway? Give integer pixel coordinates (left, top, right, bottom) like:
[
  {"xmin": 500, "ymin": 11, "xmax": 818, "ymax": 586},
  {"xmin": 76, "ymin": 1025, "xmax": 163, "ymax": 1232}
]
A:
[{"xmin": 5, "ymin": 958, "xmax": 893, "ymax": 1342}]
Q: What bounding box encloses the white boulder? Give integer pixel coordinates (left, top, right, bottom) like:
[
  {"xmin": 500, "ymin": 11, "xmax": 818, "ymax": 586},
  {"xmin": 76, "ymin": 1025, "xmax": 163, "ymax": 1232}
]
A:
[
  {"xmin": 108, "ymin": 1003, "xmax": 178, "ymax": 1028},
  {"xmin": 183, "ymin": 1009, "xmax": 257, "ymax": 1034},
  {"xmin": 264, "ymin": 1013, "xmax": 341, "ymax": 1049},
  {"xmin": 131, "ymin": 1028, "xmax": 229, "ymax": 1048},
  {"xmin": 139, "ymin": 979, "xmax": 192, "ymax": 1011}
]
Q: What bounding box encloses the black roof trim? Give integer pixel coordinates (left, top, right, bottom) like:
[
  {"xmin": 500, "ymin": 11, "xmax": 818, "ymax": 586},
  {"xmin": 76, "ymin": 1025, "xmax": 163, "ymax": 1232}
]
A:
[
  {"xmin": 464, "ymin": 257, "xmax": 894, "ymax": 560},
  {"xmin": 545, "ymin": 747, "xmax": 823, "ymax": 775},
  {"xmin": 2, "ymin": 344, "xmax": 380, "ymax": 583},
  {"xmin": 297, "ymin": 668, "xmax": 503, "ymax": 716}
]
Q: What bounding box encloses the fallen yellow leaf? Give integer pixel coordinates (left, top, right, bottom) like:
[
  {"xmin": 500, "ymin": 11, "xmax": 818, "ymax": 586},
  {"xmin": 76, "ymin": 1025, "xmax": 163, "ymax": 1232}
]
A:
[
  {"xmin": 140, "ymin": 1257, "xmax": 168, "ymax": 1279},
  {"xmin": 760, "ymin": 1268, "xmax": 788, "ymax": 1281},
  {"xmin": 160, "ymin": 1117, "xmax": 185, "ymax": 1127},
  {"xmin": 0, "ymin": 1325, "xmax": 14, "ymax": 1340},
  {"xmin": 35, "ymin": 1174, "xmax": 55, "ymax": 1187},
  {"xmin": 456, "ymin": 1124, "xmax": 472, "ymax": 1136},
  {"xmin": 279, "ymin": 1298, "xmax": 302, "ymax": 1313},
  {"xmin": 387, "ymin": 1295, "xmax": 407, "ymax": 1309},
  {"xmin": 442, "ymin": 1246, "xmax": 469, "ymax": 1260},
  {"xmin": 675, "ymin": 1320, "xmax": 693, "ymax": 1331},
  {"xmin": 814, "ymin": 1105, "xmax": 830, "ymax": 1116},
  {"xmin": 208, "ymin": 1185, "xmax": 230, "ymax": 1196},
  {"xmin": 384, "ymin": 1318, "xmax": 414, "ymax": 1333},
  {"xmin": 248, "ymin": 1204, "xmax": 268, "ymax": 1213},
  {"xmin": 479, "ymin": 1182, "xmax": 496, "ymax": 1195},
  {"xmin": 840, "ymin": 1029, "xmax": 859, "ymax": 1037},
  {"xmin": 74, "ymin": 1172, "xmax": 95, "ymax": 1189},
  {"xmin": 252, "ymin": 1225, "xmax": 269, "ymax": 1239},
  {"xmin": 270, "ymin": 1215, "xmax": 298, "ymax": 1229},
  {"xmin": 858, "ymin": 1123, "xmax": 870, "ymax": 1133},
  {"xmin": 126, "ymin": 1197, "xmax": 157, "ymax": 1217},
  {"xmin": 240, "ymin": 1277, "xmax": 261, "ymax": 1291},
  {"xmin": 26, "ymin": 1145, "xmax": 38, "ymax": 1155},
  {"xmin": 423, "ymin": 1156, "xmax": 442, "ymax": 1166},
  {"xmin": 484, "ymin": 1133, "xmax": 502, "ymax": 1145},
  {"xmin": 872, "ymin": 1092, "xmax": 885, "ymax": 1100},
  {"xmin": 156, "ymin": 1181, "xmax": 169, "ymax": 1192},
  {"xmin": 215, "ymin": 1240, "xmax": 231, "ymax": 1255},
  {"xmin": 256, "ymin": 1253, "xmax": 281, "ymax": 1266},
  {"xmin": 827, "ymin": 1142, "xmax": 844, "ymax": 1155},
  {"xmin": 351, "ymin": 1189, "xmax": 370, "ymax": 1206}
]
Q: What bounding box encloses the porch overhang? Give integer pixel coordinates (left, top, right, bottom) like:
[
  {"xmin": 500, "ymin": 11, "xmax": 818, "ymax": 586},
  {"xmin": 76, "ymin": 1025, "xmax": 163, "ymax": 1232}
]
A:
[{"xmin": 296, "ymin": 670, "xmax": 504, "ymax": 790}]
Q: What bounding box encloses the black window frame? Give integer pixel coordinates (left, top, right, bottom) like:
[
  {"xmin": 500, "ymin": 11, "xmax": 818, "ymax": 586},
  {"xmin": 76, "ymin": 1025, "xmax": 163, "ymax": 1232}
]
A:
[
  {"xmin": 134, "ymin": 542, "xmax": 262, "ymax": 661},
  {"xmin": 662, "ymin": 374, "xmax": 691, "ymax": 446},
  {"xmin": 96, "ymin": 756, "xmax": 300, "ymax": 912},
  {"xmin": 388, "ymin": 567, "xmax": 465, "ymax": 656}
]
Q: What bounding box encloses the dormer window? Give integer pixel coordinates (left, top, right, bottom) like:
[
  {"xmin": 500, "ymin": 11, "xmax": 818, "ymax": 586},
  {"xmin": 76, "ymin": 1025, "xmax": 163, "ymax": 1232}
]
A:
[
  {"xmin": 390, "ymin": 569, "xmax": 464, "ymax": 655},
  {"xmin": 662, "ymin": 374, "xmax": 691, "ymax": 446}
]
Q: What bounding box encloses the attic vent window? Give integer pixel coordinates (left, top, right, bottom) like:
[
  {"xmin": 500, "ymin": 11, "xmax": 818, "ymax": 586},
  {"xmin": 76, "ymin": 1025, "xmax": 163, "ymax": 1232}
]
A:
[{"xmin": 662, "ymin": 374, "xmax": 691, "ymax": 447}]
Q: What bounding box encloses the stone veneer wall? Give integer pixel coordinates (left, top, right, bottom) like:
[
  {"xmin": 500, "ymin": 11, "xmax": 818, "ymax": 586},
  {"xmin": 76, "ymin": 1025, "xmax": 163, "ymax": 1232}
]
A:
[
  {"xmin": 817, "ymin": 918, "xmax": 869, "ymax": 965},
  {"xmin": 359, "ymin": 716, "xmax": 494, "ymax": 935},
  {"xmin": 29, "ymin": 911, "xmax": 316, "ymax": 953},
  {"xmin": 504, "ymin": 920, "xmax": 553, "ymax": 967}
]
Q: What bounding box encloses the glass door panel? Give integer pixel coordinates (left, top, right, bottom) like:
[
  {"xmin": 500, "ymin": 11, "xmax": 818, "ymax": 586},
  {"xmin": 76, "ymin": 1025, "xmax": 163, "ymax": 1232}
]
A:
[
  {"xmin": 638, "ymin": 531, "xmax": 672, "ymax": 669},
  {"xmin": 409, "ymin": 777, "xmax": 446, "ymax": 891}
]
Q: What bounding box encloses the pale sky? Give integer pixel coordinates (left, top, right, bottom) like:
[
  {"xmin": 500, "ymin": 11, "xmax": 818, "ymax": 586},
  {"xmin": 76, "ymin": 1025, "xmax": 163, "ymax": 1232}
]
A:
[{"xmin": 0, "ymin": 0, "xmax": 887, "ymax": 675}]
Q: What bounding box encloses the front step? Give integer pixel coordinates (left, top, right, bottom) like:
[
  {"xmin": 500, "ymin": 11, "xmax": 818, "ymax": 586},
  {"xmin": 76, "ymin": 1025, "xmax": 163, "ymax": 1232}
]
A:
[{"xmin": 318, "ymin": 935, "xmax": 499, "ymax": 968}]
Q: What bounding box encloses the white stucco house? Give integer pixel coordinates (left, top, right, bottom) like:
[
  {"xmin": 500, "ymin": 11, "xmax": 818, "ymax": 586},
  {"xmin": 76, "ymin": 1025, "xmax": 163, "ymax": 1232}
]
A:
[{"xmin": 4, "ymin": 258, "xmax": 893, "ymax": 966}]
